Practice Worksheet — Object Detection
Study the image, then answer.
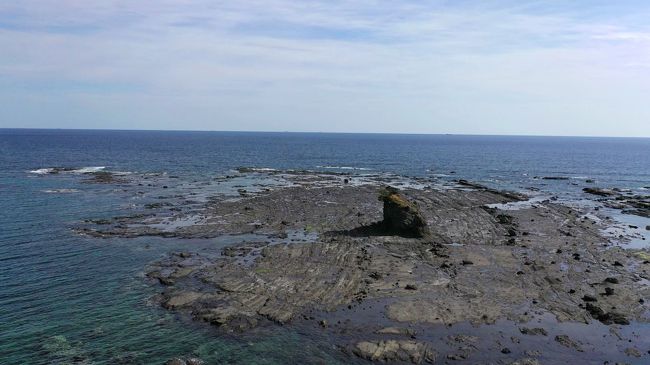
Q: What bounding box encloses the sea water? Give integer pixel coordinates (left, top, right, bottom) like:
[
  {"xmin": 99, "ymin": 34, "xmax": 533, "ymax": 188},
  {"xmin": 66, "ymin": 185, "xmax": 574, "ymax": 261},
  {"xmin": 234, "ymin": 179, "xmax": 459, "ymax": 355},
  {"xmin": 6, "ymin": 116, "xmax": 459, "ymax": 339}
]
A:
[{"xmin": 1, "ymin": 129, "xmax": 649, "ymax": 364}]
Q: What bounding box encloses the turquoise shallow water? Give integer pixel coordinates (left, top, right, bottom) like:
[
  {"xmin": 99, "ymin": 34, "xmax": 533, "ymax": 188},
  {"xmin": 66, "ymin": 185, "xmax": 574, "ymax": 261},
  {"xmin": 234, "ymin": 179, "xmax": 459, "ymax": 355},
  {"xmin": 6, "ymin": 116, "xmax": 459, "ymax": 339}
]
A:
[
  {"xmin": 1, "ymin": 129, "xmax": 649, "ymax": 364},
  {"xmin": 0, "ymin": 172, "xmax": 358, "ymax": 364}
]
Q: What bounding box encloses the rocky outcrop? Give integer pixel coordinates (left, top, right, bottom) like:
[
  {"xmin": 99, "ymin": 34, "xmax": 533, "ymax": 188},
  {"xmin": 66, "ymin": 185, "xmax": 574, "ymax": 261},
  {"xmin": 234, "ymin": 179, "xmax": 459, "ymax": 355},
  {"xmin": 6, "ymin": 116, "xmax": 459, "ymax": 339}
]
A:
[
  {"xmin": 554, "ymin": 335, "xmax": 583, "ymax": 352},
  {"xmin": 583, "ymin": 187, "xmax": 617, "ymax": 197},
  {"xmin": 379, "ymin": 187, "xmax": 429, "ymax": 238},
  {"xmin": 353, "ymin": 340, "xmax": 436, "ymax": 364},
  {"xmin": 542, "ymin": 176, "xmax": 569, "ymax": 180},
  {"xmin": 109, "ymin": 171, "xmax": 648, "ymax": 363},
  {"xmin": 83, "ymin": 171, "xmax": 128, "ymax": 184}
]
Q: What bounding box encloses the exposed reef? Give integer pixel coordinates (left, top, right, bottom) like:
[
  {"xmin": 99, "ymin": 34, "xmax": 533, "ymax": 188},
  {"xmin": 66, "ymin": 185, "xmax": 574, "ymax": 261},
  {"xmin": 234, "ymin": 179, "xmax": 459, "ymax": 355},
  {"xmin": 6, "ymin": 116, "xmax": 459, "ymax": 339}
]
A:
[
  {"xmin": 69, "ymin": 169, "xmax": 650, "ymax": 364},
  {"xmin": 583, "ymin": 187, "xmax": 650, "ymax": 218}
]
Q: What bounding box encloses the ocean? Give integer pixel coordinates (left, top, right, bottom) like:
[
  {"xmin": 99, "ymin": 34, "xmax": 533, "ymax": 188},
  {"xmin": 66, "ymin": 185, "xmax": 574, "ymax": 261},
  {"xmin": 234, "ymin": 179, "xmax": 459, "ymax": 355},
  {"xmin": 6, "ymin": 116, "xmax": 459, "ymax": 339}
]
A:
[{"xmin": 1, "ymin": 129, "xmax": 649, "ymax": 364}]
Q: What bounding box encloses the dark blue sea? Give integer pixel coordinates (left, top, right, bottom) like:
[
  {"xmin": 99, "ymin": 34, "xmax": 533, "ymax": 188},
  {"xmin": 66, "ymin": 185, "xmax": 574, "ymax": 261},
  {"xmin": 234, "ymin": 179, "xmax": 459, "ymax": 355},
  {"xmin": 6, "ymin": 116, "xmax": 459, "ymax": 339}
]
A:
[{"xmin": 1, "ymin": 129, "xmax": 649, "ymax": 364}]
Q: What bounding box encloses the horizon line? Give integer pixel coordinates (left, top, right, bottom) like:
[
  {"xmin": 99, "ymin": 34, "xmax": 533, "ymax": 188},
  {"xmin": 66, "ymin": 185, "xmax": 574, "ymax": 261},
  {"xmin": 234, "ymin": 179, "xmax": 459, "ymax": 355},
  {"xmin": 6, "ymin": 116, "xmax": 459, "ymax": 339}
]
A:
[{"xmin": 1, "ymin": 127, "xmax": 649, "ymax": 139}]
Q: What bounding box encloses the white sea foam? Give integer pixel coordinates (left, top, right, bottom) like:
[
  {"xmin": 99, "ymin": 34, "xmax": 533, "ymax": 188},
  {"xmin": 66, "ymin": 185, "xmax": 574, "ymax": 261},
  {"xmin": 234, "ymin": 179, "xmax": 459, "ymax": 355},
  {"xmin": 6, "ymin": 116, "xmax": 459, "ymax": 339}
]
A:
[
  {"xmin": 72, "ymin": 166, "xmax": 106, "ymax": 174},
  {"xmin": 42, "ymin": 189, "xmax": 80, "ymax": 193},
  {"xmin": 485, "ymin": 195, "xmax": 551, "ymax": 211},
  {"xmin": 29, "ymin": 168, "xmax": 55, "ymax": 174},
  {"xmin": 29, "ymin": 166, "xmax": 106, "ymax": 175},
  {"xmin": 235, "ymin": 167, "xmax": 278, "ymax": 173},
  {"xmin": 317, "ymin": 165, "xmax": 373, "ymax": 171}
]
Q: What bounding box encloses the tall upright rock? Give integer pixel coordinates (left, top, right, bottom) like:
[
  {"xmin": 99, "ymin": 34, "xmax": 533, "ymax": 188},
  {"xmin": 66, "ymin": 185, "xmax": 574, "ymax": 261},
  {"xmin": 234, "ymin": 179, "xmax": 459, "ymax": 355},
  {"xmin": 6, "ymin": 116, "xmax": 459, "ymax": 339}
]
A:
[{"xmin": 379, "ymin": 187, "xmax": 429, "ymax": 238}]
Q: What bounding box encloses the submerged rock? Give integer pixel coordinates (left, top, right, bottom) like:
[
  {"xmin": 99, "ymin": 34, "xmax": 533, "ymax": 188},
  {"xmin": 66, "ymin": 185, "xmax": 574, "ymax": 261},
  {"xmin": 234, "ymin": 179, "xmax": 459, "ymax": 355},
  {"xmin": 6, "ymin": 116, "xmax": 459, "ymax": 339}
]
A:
[
  {"xmin": 519, "ymin": 327, "xmax": 548, "ymax": 336},
  {"xmin": 554, "ymin": 335, "xmax": 583, "ymax": 352},
  {"xmin": 353, "ymin": 340, "xmax": 436, "ymax": 364},
  {"xmin": 376, "ymin": 327, "xmax": 418, "ymax": 336},
  {"xmin": 165, "ymin": 357, "xmax": 203, "ymax": 365},
  {"xmin": 583, "ymin": 187, "xmax": 617, "ymax": 197},
  {"xmin": 624, "ymin": 347, "xmax": 642, "ymax": 357},
  {"xmin": 84, "ymin": 171, "xmax": 120, "ymax": 184},
  {"xmin": 165, "ymin": 359, "xmax": 186, "ymax": 365},
  {"xmin": 379, "ymin": 187, "xmax": 429, "ymax": 238}
]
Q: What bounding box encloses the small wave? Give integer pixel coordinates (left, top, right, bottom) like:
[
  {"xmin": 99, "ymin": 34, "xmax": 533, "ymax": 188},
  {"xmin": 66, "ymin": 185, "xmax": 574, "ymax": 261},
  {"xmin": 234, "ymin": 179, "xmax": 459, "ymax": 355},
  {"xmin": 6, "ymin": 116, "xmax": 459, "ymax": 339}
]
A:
[
  {"xmin": 42, "ymin": 189, "xmax": 80, "ymax": 193},
  {"xmin": 317, "ymin": 166, "xmax": 373, "ymax": 171},
  {"xmin": 29, "ymin": 166, "xmax": 106, "ymax": 175},
  {"xmin": 485, "ymin": 195, "xmax": 551, "ymax": 211},
  {"xmin": 29, "ymin": 168, "xmax": 55, "ymax": 175},
  {"xmin": 72, "ymin": 166, "xmax": 106, "ymax": 174},
  {"xmin": 236, "ymin": 167, "xmax": 278, "ymax": 173}
]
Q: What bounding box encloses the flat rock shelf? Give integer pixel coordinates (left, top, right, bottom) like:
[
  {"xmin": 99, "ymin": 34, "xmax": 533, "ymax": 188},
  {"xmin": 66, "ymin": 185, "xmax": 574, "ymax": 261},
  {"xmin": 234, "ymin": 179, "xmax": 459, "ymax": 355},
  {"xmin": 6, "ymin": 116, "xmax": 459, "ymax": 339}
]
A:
[{"xmin": 78, "ymin": 170, "xmax": 650, "ymax": 364}]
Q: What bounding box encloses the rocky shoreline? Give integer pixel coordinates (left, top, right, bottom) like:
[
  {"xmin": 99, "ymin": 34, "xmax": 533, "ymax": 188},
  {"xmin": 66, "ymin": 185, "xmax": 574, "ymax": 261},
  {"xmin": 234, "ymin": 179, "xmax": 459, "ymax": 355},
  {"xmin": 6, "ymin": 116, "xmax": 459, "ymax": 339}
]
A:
[{"xmin": 62, "ymin": 168, "xmax": 650, "ymax": 363}]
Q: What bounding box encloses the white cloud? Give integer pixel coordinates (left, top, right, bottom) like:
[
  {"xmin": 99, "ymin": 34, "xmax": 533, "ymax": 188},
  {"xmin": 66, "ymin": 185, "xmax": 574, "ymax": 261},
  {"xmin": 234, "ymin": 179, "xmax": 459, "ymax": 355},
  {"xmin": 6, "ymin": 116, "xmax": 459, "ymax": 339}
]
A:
[{"xmin": 0, "ymin": 1, "xmax": 649, "ymax": 136}]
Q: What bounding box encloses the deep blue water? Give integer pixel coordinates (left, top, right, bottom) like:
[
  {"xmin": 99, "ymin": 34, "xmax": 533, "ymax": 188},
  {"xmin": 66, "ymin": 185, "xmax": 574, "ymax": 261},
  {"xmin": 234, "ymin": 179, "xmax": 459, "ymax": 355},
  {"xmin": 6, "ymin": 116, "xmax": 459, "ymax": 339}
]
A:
[
  {"xmin": 2, "ymin": 129, "xmax": 649, "ymax": 192},
  {"xmin": 1, "ymin": 129, "xmax": 649, "ymax": 364}
]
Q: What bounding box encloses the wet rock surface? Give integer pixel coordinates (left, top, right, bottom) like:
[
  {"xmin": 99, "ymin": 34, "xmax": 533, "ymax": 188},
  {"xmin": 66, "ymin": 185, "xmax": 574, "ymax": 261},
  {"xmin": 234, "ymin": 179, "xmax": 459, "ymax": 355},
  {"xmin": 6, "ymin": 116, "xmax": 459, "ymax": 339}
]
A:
[
  {"xmin": 72, "ymin": 169, "xmax": 650, "ymax": 364},
  {"xmin": 582, "ymin": 187, "xmax": 650, "ymax": 218},
  {"xmin": 352, "ymin": 340, "xmax": 436, "ymax": 364}
]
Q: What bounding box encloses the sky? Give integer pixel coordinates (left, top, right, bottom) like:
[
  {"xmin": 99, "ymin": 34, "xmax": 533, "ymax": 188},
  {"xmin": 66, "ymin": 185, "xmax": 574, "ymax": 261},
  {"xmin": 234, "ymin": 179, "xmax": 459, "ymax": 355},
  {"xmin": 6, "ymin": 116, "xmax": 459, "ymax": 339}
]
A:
[{"xmin": 0, "ymin": 1, "xmax": 649, "ymax": 137}]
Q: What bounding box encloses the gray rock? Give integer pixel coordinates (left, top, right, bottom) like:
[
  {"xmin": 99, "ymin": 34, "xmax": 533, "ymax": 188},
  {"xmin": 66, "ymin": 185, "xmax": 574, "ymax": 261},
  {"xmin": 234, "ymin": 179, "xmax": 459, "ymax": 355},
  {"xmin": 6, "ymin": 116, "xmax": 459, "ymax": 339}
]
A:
[
  {"xmin": 624, "ymin": 347, "xmax": 642, "ymax": 357},
  {"xmin": 353, "ymin": 340, "xmax": 436, "ymax": 364},
  {"xmin": 583, "ymin": 187, "xmax": 617, "ymax": 197},
  {"xmin": 379, "ymin": 187, "xmax": 429, "ymax": 238},
  {"xmin": 519, "ymin": 327, "xmax": 548, "ymax": 336},
  {"xmin": 554, "ymin": 335, "xmax": 583, "ymax": 352},
  {"xmin": 582, "ymin": 294, "xmax": 597, "ymax": 302}
]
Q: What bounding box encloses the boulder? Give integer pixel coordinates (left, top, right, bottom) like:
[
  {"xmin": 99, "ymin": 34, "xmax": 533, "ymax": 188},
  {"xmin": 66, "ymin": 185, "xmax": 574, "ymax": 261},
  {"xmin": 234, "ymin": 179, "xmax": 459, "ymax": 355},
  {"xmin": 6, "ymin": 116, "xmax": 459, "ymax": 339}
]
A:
[{"xmin": 379, "ymin": 187, "xmax": 429, "ymax": 238}]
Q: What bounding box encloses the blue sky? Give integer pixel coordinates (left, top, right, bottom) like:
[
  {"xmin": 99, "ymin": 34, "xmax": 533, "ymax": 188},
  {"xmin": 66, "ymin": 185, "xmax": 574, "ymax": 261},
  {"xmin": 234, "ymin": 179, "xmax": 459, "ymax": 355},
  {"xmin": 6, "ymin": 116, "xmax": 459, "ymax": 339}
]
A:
[{"xmin": 0, "ymin": 1, "xmax": 649, "ymax": 136}]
